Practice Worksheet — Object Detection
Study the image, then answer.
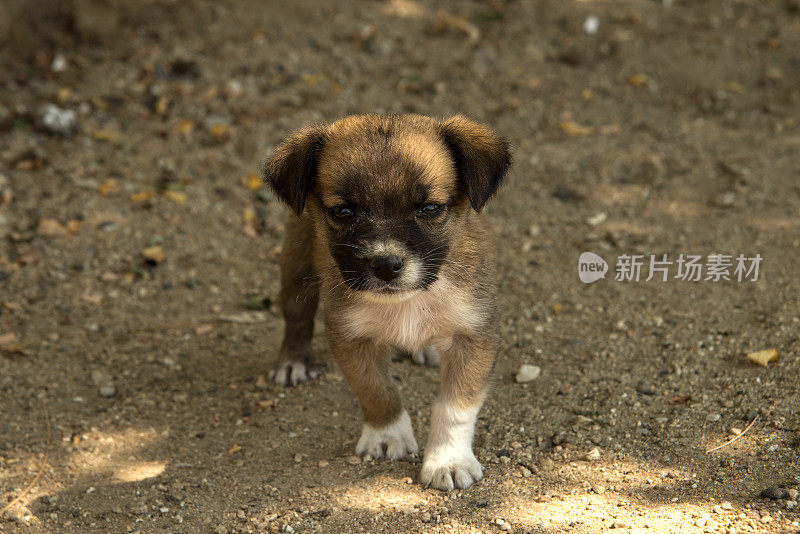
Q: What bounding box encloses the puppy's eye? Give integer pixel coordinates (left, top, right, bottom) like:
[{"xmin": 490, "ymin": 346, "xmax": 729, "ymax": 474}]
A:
[
  {"xmin": 417, "ymin": 203, "xmax": 442, "ymax": 216},
  {"xmin": 330, "ymin": 206, "xmax": 355, "ymax": 219}
]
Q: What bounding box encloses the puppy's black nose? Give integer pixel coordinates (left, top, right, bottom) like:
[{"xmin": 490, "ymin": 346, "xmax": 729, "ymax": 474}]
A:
[{"xmin": 369, "ymin": 255, "xmax": 404, "ymax": 282}]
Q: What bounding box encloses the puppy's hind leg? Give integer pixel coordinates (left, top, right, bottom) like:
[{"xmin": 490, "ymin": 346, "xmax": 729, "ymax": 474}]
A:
[{"xmin": 270, "ymin": 213, "xmax": 320, "ymax": 386}]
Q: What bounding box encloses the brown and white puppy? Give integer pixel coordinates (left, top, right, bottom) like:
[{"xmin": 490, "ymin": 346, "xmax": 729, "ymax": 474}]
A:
[{"xmin": 263, "ymin": 114, "xmax": 511, "ymax": 491}]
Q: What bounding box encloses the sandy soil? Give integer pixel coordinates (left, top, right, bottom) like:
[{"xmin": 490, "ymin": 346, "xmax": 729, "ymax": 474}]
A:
[{"xmin": 1, "ymin": 1, "xmax": 799, "ymax": 533}]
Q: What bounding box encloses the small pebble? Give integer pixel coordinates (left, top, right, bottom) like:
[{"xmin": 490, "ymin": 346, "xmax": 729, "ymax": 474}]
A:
[
  {"xmin": 713, "ymin": 191, "xmax": 736, "ymax": 208},
  {"xmin": 551, "ymin": 431, "xmax": 567, "ymax": 446},
  {"xmin": 788, "ymin": 488, "xmax": 799, "ymax": 500},
  {"xmin": 583, "ymin": 15, "xmax": 599, "ymax": 35},
  {"xmin": 592, "ymin": 484, "xmax": 606, "ymax": 494},
  {"xmin": 494, "ymin": 518, "xmax": 512, "ymax": 531},
  {"xmin": 90, "ymin": 369, "xmax": 116, "ymax": 397},
  {"xmin": 421, "ymin": 512, "xmax": 432, "ymax": 523},
  {"xmin": 346, "ymin": 456, "xmax": 361, "ymax": 465},
  {"xmin": 636, "ymin": 381, "xmax": 655, "ymax": 395},
  {"xmin": 585, "ymin": 448, "xmax": 601, "ymax": 461},
  {"xmin": 761, "ymin": 487, "xmax": 786, "ymax": 500},
  {"xmin": 706, "ymin": 413, "xmax": 721, "ymax": 422},
  {"xmin": 37, "ymin": 104, "xmax": 78, "ymax": 137},
  {"xmin": 516, "ymin": 364, "xmax": 541, "ymax": 383},
  {"xmin": 318, "ymin": 460, "xmax": 329, "ymax": 467}
]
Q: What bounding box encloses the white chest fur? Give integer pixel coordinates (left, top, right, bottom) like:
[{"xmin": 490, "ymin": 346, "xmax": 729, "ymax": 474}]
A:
[{"xmin": 338, "ymin": 278, "xmax": 484, "ymax": 351}]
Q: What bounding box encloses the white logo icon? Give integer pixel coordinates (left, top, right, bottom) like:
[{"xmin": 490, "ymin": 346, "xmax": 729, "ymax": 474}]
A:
[{"xmin": 578, "ymin": 252, "xmax": 608, "ymax": 284}]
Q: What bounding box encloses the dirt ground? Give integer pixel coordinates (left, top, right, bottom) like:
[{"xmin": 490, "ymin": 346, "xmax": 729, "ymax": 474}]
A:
[{"xmin": 1, "ymin": 0, "xmax": 799, "ymax": 533}]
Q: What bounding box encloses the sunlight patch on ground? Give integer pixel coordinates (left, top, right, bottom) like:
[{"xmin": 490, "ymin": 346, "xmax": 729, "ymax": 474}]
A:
[
  {"xmin": 114, "ymin": 461, "xmax": 166, "ymax": 483},
  {"xmin": 336, "ymin": 478, "xmax": 425, "ymax": 512},
  {"xmin": 0, "ymin": 426, "xmax": 166, "ymax": 517},
  {"xmin": 495, "ymin": 489, "xmax": 719, "ymax": 533}
]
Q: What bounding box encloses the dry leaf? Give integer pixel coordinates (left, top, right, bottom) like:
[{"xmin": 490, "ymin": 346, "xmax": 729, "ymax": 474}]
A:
[
  {"xmin": 155, "ymin": 95, "xmax": 170, "ymax": 116},
  {"xmin": 558, "ymin": 121, "xmax": 594, "ymax": 137},
  {"xmin": 92, "ymin": 130, "xmax": 122, "ymax": 144},
  {"xmin": 0, "ymin": 332, "xmax": 17, "ymax": 345},
  {"xmin": 256, "ymin": 399, "xmax": 275, "ymax": 410},
  {"xmin": 66, "ymin": 220, "xmax": 81, "ymax": 234},
  {"xmin": 242, "ymin": 207, "xmax": 256, "ymax": 224},
  {"xmin": 56, "ymin": 87, "xmax": 73, "ymax": 104},
  {"xmin": 131, "ymin": 191, "xmax": 155, "ymax": 203},
  {"xmin": 194, "ymin": 324, "xmax": 214, "ymax": 336},
  {"xmin": 163, "ymin": 190, "xmax": 186, "ymax": 204},
  {"xmin": 37, "ymin": 218, "xmax": 66, "ymax": 236},
  {"xmin": 301, "ymin": 73, "xmax": 327, "ymax": 86},
  {"xmin": 175, "ymin": 120, "xmax": 194, "ymax": 135},
  {"xmin": 82, "ymin": 293, "xmax": 102, "ymax": 305},
  {"xmin": 430, "ymin": 10, "xmax": 480, "ymax": 43},
  {"xmin": 209, "ymin": 123, "xmax": 232, "ymax": 142},
  {"xmin": 722, "ymin": 82, "xmax": 744, "ymax": 94},
  {"xmin": 667, "ymin": 394, "xmax": 693, "ymax": 405},
  {"xmin": 1, "ymin": 344, "xmax": 29, "ymax": 360},
  {"xmin": 142, "ymin": 246, "xmax": 165, "ymax": 264},
  {"xmin": 99, "ymin": 179, "xmax": 118, "ymax": 195},
  {"xmin": 747, "ymin": 348, "xmax": 779, "ymax": 367},
  {"xmin": 0, "ymin": 301, "xmax": 22, "ymax": 311},
  {"xmin": 228, "ymin": 444, "xmax": 242, "ymax": 454},
  {"xmin": 628, "ymin": 73, "xmax": 650, "ymax": 87},
  {"xmin": 246, "ymin": 172, "xmax": 262, "ymax": 191}
]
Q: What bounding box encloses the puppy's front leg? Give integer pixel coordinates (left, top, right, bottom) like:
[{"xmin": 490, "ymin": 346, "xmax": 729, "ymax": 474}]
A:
[
  {"xmin": 329, "ymin": 335, "xmax": 419, "ymax": 460},
  {"xmin": 421, "ymin": 335, "xmax": 495, "ymax": 491}
]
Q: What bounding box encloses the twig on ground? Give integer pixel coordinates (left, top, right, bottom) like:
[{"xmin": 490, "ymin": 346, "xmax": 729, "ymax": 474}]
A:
[
  {"xmin": 705, "ymin": 414, "xmax": 759, "ymax": 453},
  {"xmin": 0, "ymin": 395, "xmax": 51, "ymax": 517}
]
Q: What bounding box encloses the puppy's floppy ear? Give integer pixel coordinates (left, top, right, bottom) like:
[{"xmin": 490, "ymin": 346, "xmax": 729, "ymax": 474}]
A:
[
  {"xmin": 439, "ymin": 116, "xmax": 512, "ymax": 212},
  {"xmin": 263, "ymin": 125, "xmax": 327, "ymax": 215}
]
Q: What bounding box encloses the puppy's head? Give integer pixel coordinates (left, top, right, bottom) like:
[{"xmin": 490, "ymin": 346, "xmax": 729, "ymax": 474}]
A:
[{"xmin": 264, "ymin": 114, "xmax": 511, "ymax": 298}]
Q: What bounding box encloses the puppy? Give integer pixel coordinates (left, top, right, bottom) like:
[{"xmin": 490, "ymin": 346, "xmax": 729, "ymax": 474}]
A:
[{"xmin": 263, "ymin": 114, "xmax": 511, "ymax": 490}]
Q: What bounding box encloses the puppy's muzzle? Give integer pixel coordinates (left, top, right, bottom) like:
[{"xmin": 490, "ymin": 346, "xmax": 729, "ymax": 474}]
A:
[{"xmin": 368, "ymin": 254, "xmax": 405, "ymax": 283}]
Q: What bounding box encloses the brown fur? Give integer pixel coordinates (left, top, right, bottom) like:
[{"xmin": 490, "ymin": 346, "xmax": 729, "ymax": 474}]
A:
[{"xmin": 263, "ymin": 114, "xmax": 511, "ymax": 489}]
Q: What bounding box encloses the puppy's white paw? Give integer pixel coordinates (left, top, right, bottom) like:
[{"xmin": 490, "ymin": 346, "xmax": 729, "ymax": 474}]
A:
[
  {"xmin": 356, "ymin": 411, "xmax": 418, "ymax": 460},
  {"xmin": 269, "ymin": 360, "xmax": 319, "ymax": 387},
  {"xmin": 420, "ymin": 445, "xmax": 483, "ymax": 491},
  {"xmin": 411, "ymin": 346, "xmax": 440, "ymax": 367}
]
